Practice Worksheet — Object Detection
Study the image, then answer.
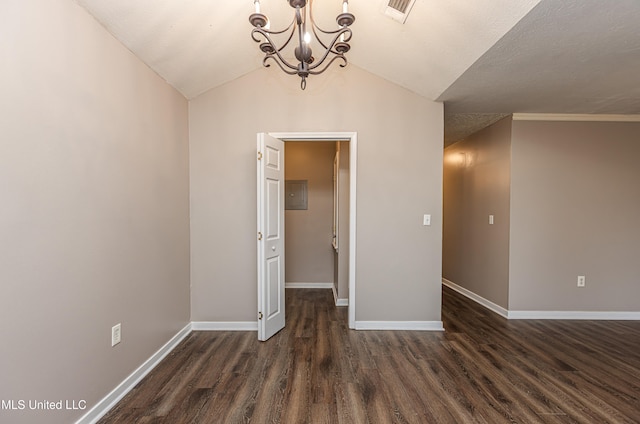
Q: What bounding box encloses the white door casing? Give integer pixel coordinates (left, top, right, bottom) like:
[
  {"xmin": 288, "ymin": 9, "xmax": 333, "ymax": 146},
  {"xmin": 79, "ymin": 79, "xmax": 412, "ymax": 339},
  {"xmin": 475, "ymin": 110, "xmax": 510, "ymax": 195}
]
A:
[
  {"xmin": 257, "ymin": 133, "xmax": 286, "ymax": 341},
  {"xmin": 266, "ymin": 132, "xmax": 357, "ymax": 330}
]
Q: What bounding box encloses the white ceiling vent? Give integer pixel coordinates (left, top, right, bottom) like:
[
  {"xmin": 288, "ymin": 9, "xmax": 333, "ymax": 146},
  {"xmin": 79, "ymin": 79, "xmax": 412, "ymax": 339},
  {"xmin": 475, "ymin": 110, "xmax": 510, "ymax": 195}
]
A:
[{"xmin": 384, "ymin": 0, "xmax": 417, "ymax": 24}]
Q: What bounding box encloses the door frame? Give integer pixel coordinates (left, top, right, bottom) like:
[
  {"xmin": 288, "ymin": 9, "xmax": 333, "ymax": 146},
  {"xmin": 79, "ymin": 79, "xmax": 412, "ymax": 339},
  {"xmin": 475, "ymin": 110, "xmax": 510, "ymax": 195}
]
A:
[{"xmin": 269, "ymin": 131, "xmax": 357, "ymax": 329}]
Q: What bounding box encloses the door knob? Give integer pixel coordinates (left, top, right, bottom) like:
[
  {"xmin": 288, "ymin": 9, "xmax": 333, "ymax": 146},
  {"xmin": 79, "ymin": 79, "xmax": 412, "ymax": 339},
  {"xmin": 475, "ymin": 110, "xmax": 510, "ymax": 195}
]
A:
[{"xmin": 271, "ymin": 246, "xmax": 276, "ymax": 251}]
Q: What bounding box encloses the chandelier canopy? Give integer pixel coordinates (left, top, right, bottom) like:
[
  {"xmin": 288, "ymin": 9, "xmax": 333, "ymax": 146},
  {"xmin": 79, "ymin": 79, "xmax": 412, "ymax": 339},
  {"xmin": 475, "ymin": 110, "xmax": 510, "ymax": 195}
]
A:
[{"xmin": 249, "ymin": 0, "xmax": 355, "ymax": 90}]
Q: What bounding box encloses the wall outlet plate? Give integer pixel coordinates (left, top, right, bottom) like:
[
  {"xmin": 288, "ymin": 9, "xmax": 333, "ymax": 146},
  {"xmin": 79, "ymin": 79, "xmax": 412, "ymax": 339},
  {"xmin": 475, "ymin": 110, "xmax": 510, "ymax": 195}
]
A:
[
  {"xmin": 111, "ymin": 323, "xmax": 122, "ymax": 346},
  {"xmin": 577, "ymin": 276, "xmax": 586, "ymax": 287}
]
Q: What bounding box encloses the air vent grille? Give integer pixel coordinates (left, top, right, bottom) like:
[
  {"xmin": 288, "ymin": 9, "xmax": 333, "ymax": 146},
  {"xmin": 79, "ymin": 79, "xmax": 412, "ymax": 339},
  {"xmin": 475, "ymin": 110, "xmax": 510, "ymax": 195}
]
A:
[
  {"xmin": 388, "ymin": 0, "xmax": 411, "ymax": 13},
  {"xmin": 384, "ymin": 0, "xmax": 416, "ymax": 24}
]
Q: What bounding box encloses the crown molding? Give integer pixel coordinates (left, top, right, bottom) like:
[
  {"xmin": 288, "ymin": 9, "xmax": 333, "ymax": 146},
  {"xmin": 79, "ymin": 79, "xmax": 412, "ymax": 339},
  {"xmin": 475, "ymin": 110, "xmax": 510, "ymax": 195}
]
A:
[{"xmin": 512, "ymin": 113, "xmax": 640, "ymax": 122}]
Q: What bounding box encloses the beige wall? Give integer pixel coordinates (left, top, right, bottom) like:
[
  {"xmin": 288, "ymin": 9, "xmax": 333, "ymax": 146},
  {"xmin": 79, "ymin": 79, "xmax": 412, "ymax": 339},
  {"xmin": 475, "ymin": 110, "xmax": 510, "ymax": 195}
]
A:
[
  {"xmin": 443, "ymin": 117, "xmax": 512, "ymax": 308},
  {"xmin": 284, "ymin": 142, "xmax": 335, "ymax": 284},
  {"xmin": 189, "ymin": 65, "xmax": 443, "ymax": 323},
  {"xmin": 0, "ymin": 1, "xmax": 191, "ymax": 423},
  {"xmin": 444, "ymin": 117, "xmax": 640, "ymax": 313},
  {"xmin": 509, "ymin": 120, "xmax": 640, "ymax": 311},
  {"xmin": 336, "ymin": 141, "xmax": 351, "ymax": 301}
]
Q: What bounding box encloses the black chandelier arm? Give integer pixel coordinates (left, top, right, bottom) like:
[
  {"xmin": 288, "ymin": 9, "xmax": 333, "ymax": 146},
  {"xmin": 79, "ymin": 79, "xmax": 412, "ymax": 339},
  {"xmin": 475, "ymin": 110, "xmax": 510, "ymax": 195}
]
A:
[
  {"xmin": 308, "ymin": 55, "xmax": 348, "ymax": 75},
  {"xmin": 251, "ymin": 27, "xmax": 265, "ymax": 43},
  {"xmin": 263, "ymin": 55, "xmax": 299, "ymax": 75},
  {"xmin": 308, "ymin": 0, "xmax": 331, "ymax": 34},
  {"xmin": 312, "ymin": 23, "xmax": 348, "ymax": 36},
  {"xmin": 311, "ymin": 24, "xmax": 330, "ymax": 51},
  {"xmin": 251, "ymin": 27, "xmax": 295, "ymax": 63},
  {"xmin": 308, "ymin": 0, "xmax": 353, "ymax": 35},
  {"xmin": 264, "ymin": 39, "xmax": 299, "ymax": 70},
  {"xmin": 312, "ymin": 22, "xmax": 343, "ymax": 34},
  {"xmin": 251, "ymin": 24, "xmax": 297, "ymax": 55},
  {"xmin": 277, "ymin": 24, "xmax": 297, "ymax": 53},
  {"xmin": 307, "ymin": 32, "xmax": 350, "ymax": 71},
  {"xmin": 311, "ymin": 26, "xmax": 352, "ymax": 52},
  {"xmin": 261, "ymin": 16, "xmax": 296, "ymax": 36},
  {"xmin": 339, "ymin": 27, "xmax": 353, "ymax": 43},
  {"xmin": 258, "ymin": 25, "xmax": 309, "ymax": 73}
]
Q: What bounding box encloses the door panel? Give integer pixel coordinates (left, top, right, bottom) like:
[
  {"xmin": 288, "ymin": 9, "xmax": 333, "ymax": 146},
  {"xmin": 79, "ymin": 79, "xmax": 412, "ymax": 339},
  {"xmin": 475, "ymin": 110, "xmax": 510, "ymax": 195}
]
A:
[
  {"xmin": 266, "ymin": 257, "xmax": 281, "ymax": 319},
  {"xmin": 266, "ymin": 178, "xmax": 280, "ymax": 239},
  {"xmin": 257, "ymin": 133, "xmax": 285, "ymax": 341}
]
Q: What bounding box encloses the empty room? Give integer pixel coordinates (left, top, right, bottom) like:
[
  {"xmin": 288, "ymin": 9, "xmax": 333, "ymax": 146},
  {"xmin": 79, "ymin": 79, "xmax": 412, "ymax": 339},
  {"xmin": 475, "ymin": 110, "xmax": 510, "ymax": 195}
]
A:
[{"xmin": 1, "ymin": 0, "xmax": 639, "ymax": 423}]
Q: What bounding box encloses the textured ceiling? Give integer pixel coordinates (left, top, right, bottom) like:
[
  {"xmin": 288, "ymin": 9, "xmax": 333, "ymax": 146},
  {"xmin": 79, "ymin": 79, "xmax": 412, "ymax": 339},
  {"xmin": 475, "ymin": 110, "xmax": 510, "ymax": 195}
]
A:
[
  {"xmin": 443, "ymin": 113, "xmax": 510, "ymax": 147},
  {"xmin": 439, "ymin": 0, "xmax": 640, "ymax": 115},
  {"xmin": 439, "ymin": 0, "xmax": 640, "ymax": 144},
  {"xmin": 74, "ymin": 0, "xmax": 640, "ymax": 145}
]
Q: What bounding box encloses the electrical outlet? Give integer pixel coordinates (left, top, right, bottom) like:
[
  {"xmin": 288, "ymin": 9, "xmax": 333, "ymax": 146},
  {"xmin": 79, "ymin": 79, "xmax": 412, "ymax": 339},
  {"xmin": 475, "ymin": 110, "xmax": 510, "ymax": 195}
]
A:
[
  {"xmin": 577, "ymin": 276, "xmax": 586, "ymax": 287},
  {"xmin": 111, "ymin": 323, "xmax": 121, "ymax": 347}
]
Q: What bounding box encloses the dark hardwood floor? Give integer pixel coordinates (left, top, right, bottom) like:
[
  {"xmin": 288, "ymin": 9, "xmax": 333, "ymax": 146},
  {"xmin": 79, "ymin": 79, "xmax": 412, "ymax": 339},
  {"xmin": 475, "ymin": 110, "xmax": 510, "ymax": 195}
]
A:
[{"xmin": 98, "ymin": 287, "xmax": 640, "ymax": 423}]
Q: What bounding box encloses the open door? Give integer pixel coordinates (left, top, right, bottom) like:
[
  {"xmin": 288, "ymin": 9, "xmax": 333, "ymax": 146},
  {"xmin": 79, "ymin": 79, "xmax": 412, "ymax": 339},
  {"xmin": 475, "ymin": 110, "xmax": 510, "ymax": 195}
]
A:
[{"xmin": 257, "ymin": 133, "xmax": 285, "ymax": 341}]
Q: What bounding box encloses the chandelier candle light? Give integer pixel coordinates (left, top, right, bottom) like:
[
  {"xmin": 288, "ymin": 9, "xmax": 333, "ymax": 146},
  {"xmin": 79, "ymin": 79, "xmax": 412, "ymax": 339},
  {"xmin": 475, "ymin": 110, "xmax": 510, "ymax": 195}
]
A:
[{"xmin": 249, "ymin": 0, "xmax": 355, "ymax": 90}]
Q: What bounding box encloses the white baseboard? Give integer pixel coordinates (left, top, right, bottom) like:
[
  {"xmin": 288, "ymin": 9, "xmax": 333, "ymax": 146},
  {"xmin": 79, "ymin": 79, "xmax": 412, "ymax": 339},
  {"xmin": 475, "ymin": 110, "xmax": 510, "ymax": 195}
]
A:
[
  {"xmin": 285, "ymin": 282, "xmax": 334, "ymax": 289},
  {"xmin": 78, "ymin": 321, "xmax": 256, "ymax": 423},
  {"xmin": 191, "ymin": 321, "xmax": 258, "ymax": 331},
  {"xmin": 355, "ymin": 321, "xmax": 444, "ymax": 331},
  {"xmin": 443, "ymin": 278, "xmax": 640, "ymax": 321},
  {"xmin": 331, "ymin": 284, "xmax": 349, "ymax": 307},
  {"xmin": 75, "ymin": 323, "xmax": 192, "ymax": 424},
  {"xmin": 442, "ymin": 278, "xmax": 509, "ymax": 318},
  {"xmin": 508, "ymin": 311, "xmax": 640, "ymax": 320}
]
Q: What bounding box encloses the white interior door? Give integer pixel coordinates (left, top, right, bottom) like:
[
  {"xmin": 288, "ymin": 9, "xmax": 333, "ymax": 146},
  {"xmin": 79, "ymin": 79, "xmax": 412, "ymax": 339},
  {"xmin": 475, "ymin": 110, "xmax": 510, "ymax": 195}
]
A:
[{"xmin": 257, "ymin": 133, "xmax": 285, "ymax": 341}]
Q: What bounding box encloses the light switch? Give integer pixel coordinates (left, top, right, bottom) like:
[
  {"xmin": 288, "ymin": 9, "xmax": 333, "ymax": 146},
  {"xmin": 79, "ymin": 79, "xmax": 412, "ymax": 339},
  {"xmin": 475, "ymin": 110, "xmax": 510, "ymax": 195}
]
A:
[
  {"xmin": 489, "ymin": 215, "xmax": 494, "ymax": 225},
  {"xmin": 423, "ymin": 214, "xmax": 431, "ymax": 226}
]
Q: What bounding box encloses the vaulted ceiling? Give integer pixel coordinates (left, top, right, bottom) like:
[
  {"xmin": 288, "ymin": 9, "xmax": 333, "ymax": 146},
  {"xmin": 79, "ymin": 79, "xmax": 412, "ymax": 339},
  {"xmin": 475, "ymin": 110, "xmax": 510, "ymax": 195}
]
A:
[{"xmin": 75, "ymin": 0, "xmax": 640, "ymax": 145}]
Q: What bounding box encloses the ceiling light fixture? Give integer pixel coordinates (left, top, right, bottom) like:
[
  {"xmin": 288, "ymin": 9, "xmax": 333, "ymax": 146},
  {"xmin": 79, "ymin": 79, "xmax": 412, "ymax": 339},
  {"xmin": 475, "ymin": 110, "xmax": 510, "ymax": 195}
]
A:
[{"xmin": 249, "ymin": 0, "xmax": 355, "ymax": 90}]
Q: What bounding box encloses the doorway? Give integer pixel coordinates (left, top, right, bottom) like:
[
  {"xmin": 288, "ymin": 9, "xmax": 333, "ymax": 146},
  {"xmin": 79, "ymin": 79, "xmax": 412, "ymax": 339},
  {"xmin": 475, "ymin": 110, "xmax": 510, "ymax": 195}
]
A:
[
  {"xmin": 284, "ymin": 141, "xmax": 349, "ymax": 304},
  {"xmin": 257, "ymin": 132, "xmax": 357, "ymax": 340}
]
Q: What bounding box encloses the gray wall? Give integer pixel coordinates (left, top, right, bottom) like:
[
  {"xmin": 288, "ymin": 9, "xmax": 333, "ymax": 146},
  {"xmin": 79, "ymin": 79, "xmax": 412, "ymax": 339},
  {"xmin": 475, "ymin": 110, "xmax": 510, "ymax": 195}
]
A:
[
  {"xmin": 189, "ymin": 65, "xmax": 444, "ymax": 323},
  {"xmin": 443, "ymin": 117, "xmax": 512, "ymax": 308},
  {"xmin": 285, "ymin": 141, "xmax": 335, "ymax": 284},
  {"xmin": 509, "ymin": 120, "xmax": 640, "ymax": 311},
  {"xmin": 444, "ymin": 117, "xmax": 640, "ymax": 313},
  {"xmin": 336, "ymin": 141, "xmax": 351, "ymax": 302},
  {"xmin": 0, "ymin": 1, "xmax": 191, "ymax": 423}
]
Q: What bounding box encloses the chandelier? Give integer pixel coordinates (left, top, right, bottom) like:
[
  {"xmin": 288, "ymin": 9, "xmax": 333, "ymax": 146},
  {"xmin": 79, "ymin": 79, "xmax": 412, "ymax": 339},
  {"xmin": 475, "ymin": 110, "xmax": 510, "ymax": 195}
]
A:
[{"xmin": 249, "ymin": 0, "xmax": 355, "ymax": 90}]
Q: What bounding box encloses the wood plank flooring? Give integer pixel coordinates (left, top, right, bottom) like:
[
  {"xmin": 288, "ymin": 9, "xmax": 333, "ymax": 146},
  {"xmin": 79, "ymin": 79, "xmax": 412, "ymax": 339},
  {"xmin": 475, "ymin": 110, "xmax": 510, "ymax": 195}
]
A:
[{"xmin": 98, "ymin": 288, "xmax": 640, "ymax": 423}]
